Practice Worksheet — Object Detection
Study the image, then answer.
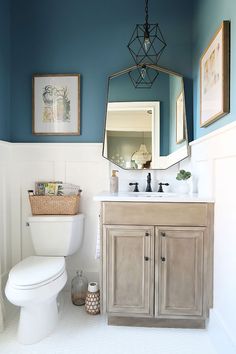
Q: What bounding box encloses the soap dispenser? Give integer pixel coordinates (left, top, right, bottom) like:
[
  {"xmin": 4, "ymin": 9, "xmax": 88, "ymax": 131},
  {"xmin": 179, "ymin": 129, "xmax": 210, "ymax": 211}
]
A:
[{"xmin": 110, "ymin": 170, "xmax": 119, "ymax": 194}]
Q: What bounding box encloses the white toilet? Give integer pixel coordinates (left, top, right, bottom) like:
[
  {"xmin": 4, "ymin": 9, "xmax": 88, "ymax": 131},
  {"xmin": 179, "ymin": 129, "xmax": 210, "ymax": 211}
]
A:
[{"xmin": 5, "ymin": 214, "xmax": 84, "ymax": 344}]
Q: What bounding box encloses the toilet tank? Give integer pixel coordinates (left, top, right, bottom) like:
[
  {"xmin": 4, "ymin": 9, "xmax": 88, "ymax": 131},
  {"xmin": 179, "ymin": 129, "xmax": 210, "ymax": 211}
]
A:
[{"xmin": 27, "ymin": 214, "xmax": 84, "ymax": 256}]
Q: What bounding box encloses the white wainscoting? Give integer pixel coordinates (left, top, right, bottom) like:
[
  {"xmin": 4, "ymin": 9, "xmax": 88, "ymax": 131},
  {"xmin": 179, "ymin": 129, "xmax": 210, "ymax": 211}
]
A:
[
  {"xmin": 0, "ymin": 142, "xmax": 11, "ymax": 288},
  {"xmin": 10, "ymin": 143, "xmax": 109, "ymax": 287},
  {"xmin": 183, "ymin": 122, "xmax": 236, "ymax": 354},
  {"xmin": 2, "ymin": 141, "xmax": 177, "ymax": 290},
  {"xmin": 2, "ymin": 132, "xmax": 236, "ymax": 354}
]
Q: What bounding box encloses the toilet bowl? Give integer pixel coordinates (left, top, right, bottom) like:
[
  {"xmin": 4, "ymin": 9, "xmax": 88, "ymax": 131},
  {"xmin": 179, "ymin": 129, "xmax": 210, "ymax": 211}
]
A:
[
  {"xmin": 5, "ymin": 214, "xmax": 84, "ymax": 344},
  {"xmin": 6, "ymin": 256, "xmax": 67, "ymax": 344}
]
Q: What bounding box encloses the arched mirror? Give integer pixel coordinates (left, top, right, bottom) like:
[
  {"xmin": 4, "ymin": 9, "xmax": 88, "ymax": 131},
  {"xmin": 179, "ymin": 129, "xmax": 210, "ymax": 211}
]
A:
[{"xmin": 102, "ymin": 64, "xmax": 190, "ymax": 169}]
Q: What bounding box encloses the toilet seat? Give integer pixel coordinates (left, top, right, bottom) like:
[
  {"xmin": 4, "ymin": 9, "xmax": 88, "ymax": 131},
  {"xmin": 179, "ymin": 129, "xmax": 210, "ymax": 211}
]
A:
[{"xmin": 8, "ymin": 256, "xmax": 66, "ymax": 290}]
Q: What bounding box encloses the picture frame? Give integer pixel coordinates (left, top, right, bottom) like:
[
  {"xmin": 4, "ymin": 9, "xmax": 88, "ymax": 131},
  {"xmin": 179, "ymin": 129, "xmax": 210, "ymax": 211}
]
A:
[
  {"xmin": 176, "ymin": 91, "xmax": 185, "ymax": 144},
  {"xmin": 200, "ymin": 21, "xmax": 230, "ymax": 127},
  {"xmin": 32, "ymin": 74, "xmax": 80, "ymax": 135}
]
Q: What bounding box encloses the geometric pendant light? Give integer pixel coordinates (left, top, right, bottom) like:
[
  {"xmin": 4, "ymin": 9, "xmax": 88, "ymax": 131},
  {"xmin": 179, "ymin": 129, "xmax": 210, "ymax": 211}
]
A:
[{"xmin": 127, "ymin": 0, "xmax": 167, "ymax": 87}]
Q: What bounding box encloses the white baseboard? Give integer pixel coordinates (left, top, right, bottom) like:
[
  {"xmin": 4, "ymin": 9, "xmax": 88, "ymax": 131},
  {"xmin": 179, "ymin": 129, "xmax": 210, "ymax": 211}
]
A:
[{"xmin": 207, "ymin": 305, "xmax": 236, "ymax": 353}]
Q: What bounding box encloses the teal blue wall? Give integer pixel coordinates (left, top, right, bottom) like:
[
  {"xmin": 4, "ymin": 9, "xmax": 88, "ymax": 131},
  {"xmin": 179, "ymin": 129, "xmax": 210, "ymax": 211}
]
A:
[
  {"xmin": 0, "ymin": 0, "xmax": 10, "ymax": 140},
  {"xmin": 4, "ymin": 0, "xmax": 234, "ymax": 143},
  {"xmin": 193, "ymin": 0, "xmax": 235, "ymax": 139},
  {"xmin": 9, "ymin": 0, "xmax": 193, "ymax": 142}
]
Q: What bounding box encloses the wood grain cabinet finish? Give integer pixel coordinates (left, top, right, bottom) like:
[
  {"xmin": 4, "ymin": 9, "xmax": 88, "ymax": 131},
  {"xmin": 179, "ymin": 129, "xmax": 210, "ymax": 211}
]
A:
[
  {"xmin": 156, "ymin": 227, "xmax": 205, "ymax": 317},
  {"xmin": 101, "ymin": 202, "xmax": 214, "ymax": 328},
  {"xmin": 105, "ymin": 226, "xmax": 154, "ymax": 316}
]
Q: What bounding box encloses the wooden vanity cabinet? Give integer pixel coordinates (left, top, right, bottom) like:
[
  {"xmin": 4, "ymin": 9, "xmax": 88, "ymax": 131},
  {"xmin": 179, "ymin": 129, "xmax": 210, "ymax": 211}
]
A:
[
  {"xmin": 101, "ymin": 202, "xmax": 214, "ymax": 329},
  {"xmin": 156, "ymin": 227, "xmax": 205, "ymax": 317},
  {"xmin": 105, "ymin": 226, "xmax": 154, "ymax": 316}
]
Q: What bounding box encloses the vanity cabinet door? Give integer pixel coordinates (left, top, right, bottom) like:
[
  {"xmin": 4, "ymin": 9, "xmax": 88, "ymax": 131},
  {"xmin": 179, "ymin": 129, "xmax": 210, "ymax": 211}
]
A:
[
  {"xmin": 156, "ymin": 227, "xmax": 205, "ymax": 317},
  {"xmin": 105, "ymin": 225, "xmax": 154, "ymax": 316}
]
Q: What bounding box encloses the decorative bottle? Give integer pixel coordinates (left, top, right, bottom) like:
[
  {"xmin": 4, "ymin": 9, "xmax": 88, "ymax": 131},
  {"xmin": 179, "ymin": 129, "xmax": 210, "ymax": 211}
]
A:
[
  {"xmin": 85, "ymin": 282, "xmax": 100, "ymax": 315},
  {"xmin": 71, "ymin": 270, "xmax": 88, "ymax": 306}
]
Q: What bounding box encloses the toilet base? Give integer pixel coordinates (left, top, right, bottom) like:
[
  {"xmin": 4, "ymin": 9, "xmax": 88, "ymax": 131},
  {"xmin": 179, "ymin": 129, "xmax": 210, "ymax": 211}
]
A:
[
  {"xmin": 18, "ymin": 295, "xmax": 59, "ymax": 344},
  {"xmin": 5, "ymin": 269, "xmax": 67, "ymax": 345}
]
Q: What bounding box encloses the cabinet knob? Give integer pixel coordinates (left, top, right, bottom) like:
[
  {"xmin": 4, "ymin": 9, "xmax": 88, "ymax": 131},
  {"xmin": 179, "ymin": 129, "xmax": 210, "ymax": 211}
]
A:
[
  {"xmin": 144, "ymin": 256, "xmax": 149, "ymax": 261},
  {"xmin": 161, "ymin": 232, "xmax": 166, "ymax": 237},
  {"xmin": 161, "ymin": 257, "xmax": 166, "ymax": 262},
  {"xmin": 145, "ymin": 232, "xmax": 150, "ymax": 236}
]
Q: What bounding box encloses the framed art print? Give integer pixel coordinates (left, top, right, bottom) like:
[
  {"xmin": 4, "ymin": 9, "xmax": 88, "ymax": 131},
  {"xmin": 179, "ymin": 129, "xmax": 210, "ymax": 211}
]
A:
[
  {"xmin": 176, "ymin": 91, "xmax": 185, "ymax": 144},
  {"xmin": 200, "ymin": 21, "xmax": 230, "ymax": 127},
  {"xmin": 33, "ymin": 74, "xmax": 80, "ymax": 135}
]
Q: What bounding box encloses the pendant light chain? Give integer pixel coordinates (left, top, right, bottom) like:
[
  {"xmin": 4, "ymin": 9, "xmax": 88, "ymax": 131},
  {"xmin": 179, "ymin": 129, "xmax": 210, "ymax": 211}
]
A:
[{"xmin": 145, "ymin": 0, "xmax": 149, "ymax": 28}]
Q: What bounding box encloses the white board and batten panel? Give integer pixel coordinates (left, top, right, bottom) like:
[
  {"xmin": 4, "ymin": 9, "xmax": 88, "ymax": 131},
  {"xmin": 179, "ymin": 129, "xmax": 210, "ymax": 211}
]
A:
[
  {"xmin": 10, "ymin": 143, "xmax": 109, "ymax": 287},
  {"xmin": 180, "ymin": 122, "xmax": 236, "ymax": 354},
  {"xmin": 0, "ymin": 142, "xmax": 11, "ymax": 287},
  {"xmin": 2, "ymin": 124, "xmax": 236, "ymax": 354},
  {"xmin": 6, "ymin": 141, "xmax": 176, "ymax": 287}
]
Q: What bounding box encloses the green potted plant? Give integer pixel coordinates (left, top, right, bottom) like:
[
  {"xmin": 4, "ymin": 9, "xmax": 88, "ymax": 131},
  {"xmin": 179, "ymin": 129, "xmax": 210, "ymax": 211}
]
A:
[{"xmin": 176, "ymin": 169, "xmax": 192, "ymax": 194}]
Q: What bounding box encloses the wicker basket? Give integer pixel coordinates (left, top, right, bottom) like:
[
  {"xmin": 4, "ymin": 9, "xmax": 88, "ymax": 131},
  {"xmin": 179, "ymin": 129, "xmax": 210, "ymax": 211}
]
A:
[{"xmin": 29, "ymin": 195, "xmax": 80, "ymax": 215}]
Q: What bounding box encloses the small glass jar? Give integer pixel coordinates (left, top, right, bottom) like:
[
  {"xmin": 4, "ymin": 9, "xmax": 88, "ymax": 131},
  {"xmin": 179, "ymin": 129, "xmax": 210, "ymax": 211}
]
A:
[{"xmin": 71, "ymin": 270, "xmax": 88, "ymax": 306}]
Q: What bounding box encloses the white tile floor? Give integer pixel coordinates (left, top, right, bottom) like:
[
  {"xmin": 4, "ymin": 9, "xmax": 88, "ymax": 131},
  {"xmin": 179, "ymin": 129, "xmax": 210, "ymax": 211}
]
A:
[{"xmin": 0, "ymin": 292, "xmax": 217, "ymax": 354}]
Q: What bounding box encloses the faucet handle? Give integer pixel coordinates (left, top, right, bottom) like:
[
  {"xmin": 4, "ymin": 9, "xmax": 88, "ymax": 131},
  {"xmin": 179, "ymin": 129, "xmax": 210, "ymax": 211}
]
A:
[
  {"xmin": 158, "ymin": 182, "xmax": 169, "ymax": 193},
  {"xmin": 129, "ymin": 182, "xmax": 139, "ymax": 192}
]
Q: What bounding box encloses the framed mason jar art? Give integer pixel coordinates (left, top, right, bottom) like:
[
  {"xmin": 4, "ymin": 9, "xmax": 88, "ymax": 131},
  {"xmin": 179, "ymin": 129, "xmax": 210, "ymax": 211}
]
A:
[
  {"xmin": 200, "ymin": 21, "xmax": 230, "ymax": 127},
  {"xmin": 32, "ymin": 74, "xmax": 80, "ymax": 135}
]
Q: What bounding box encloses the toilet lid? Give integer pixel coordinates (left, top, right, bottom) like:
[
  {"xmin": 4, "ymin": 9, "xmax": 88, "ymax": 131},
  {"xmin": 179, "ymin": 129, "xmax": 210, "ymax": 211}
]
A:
[{"xmin": 8, "ymin": 256, "xmax": 65, "ymax": 288}]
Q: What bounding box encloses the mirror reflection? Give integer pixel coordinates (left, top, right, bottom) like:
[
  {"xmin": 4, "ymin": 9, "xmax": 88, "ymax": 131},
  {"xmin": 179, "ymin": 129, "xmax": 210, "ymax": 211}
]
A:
[{"xmin": 103, "ymin": 64, "xmax": 189, "ymax": 169}]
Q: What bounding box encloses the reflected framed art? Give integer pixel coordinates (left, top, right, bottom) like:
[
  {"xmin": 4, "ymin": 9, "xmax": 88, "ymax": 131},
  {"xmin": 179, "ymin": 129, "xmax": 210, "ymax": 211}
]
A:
[{"xmin": 176, "ymin": 91, "xmax": 185, "ymax": 144}]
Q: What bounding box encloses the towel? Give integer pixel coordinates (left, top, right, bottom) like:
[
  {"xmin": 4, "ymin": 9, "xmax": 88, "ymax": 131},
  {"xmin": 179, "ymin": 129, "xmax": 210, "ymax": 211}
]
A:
[{"xmin": 95, "ymin": 214, "xmax": 101, "ymax": 259}]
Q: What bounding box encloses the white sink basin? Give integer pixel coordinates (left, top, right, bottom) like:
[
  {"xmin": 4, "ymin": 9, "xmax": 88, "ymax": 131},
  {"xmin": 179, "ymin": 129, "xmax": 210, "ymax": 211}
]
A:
[{"xmin": 127, "ymin": 192, "xmax": 177, "ymax": 198}]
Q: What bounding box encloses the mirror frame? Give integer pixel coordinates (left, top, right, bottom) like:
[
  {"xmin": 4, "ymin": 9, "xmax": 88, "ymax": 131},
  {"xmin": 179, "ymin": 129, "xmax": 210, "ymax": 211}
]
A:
[{"xmin": 102, "ymin": 63, "xmax": 190, "ymax": 170}]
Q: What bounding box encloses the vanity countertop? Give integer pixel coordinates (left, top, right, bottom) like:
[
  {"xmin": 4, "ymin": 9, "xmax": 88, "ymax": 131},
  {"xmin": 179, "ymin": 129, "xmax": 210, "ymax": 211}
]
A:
[{"xmin": 94, "ymin": 192, "xmax": 214, "ymax": 203}]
